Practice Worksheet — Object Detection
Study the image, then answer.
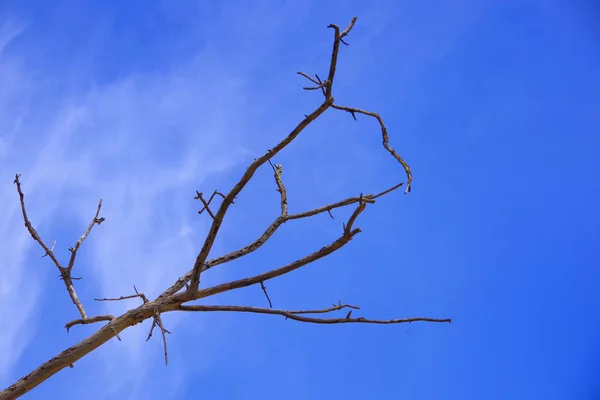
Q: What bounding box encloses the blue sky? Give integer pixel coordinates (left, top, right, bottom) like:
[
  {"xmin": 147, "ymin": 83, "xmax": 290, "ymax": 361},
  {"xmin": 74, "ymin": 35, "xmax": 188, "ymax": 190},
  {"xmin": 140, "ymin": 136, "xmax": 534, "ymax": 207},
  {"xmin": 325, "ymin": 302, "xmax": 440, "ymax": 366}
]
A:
[{"xmin": 0, "ymin": 1, "xmax": 599, "ymax": 399}]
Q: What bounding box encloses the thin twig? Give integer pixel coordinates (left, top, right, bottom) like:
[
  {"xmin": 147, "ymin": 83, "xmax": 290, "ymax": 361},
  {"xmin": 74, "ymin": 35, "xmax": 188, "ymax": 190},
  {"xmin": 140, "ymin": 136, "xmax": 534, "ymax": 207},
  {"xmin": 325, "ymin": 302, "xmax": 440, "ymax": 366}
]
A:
[
  {"xmin": 178, "ymin": 305, "xmax": 451, "ymax": 325},
  {"xmin": 260, "ymin": 281, "xmax": 273, "ymax": 308},
  {"xmin": 67, "ymin": 200, "xmax": 104, "ymax": 272},
  {"xmin": 65, "ymin": 315, "xmax": 114, "ymax": 332},
  {"xmin": 13, "ymin": 174, "xmax": 99, "ymax": 320},
  {"xmin": 268, "ymin": 160, "xmax": 288, "ymax": 216},
  {"xmin": 332, "ymin": 104, "xmax": 412, "ymax": 193}
]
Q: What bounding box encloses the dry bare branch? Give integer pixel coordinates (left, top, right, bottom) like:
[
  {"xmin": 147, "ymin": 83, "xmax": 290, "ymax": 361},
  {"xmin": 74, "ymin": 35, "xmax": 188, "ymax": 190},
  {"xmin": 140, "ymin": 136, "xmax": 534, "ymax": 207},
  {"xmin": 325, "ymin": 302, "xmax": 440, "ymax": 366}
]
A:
[
  {"xmin": 195, "ymin": 191, "xmax": 216, "ymax": 219},
  {"xmin": 331, "ymin": 104, "xmax": 413, "ymax": 193},
  {"xmin": 65, "ymin": 315, "xmax": 114, "ymax": 332},
  {"xmin": 66, "ymin": 200, "xmax": 104, "ymax": 272},
  {"xmin": 178, "ymin": 305, "xmax": 451, "ymax": 325},
  {"xmin": 260, "ymin": 281, "xmax": 273, "ymax": 308},
  {"xmin": 13, "ymin": 174, "xmax": 104, "ymax": 321}
]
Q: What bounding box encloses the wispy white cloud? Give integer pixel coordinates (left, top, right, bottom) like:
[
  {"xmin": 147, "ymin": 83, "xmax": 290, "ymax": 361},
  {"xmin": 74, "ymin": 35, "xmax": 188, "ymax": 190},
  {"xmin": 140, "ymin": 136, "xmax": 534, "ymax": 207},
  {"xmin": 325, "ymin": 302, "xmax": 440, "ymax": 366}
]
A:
[
  {"xmin": 0, "ymin": 20, "xmax": 95, "ymax": 381},
  {"xmin": 0, "ymin": 14, "xmax": 253, "ymax": 394}
]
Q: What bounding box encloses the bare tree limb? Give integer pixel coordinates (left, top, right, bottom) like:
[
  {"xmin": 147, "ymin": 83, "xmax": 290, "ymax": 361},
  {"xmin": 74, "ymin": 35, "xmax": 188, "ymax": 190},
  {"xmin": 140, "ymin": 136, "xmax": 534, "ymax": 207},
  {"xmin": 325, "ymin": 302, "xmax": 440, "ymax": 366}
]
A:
[
  {"xmin": 268, "ymin": 160, "xmax": 288, "ymax": 216},
  {"xmin": 260, "ymin": 281, "xmax": 273, "ymax": 308},
  {"xmin": 13, "ymin": 174, "xmax": 104, "ymax": 320},
  {"xmin": 65, "ymin": 315, "xmax": 114, "ymax": 332},
  {"xmin": 66, "ymin": 200, "xmax": 104, "ymax": 272},
  {"xmin": 331, "ymin": 104, "xmax": 413, "ymax": 193},
  {"xmin": 178, "ymin": 305, "xmax": 451, "ymax": 325}
]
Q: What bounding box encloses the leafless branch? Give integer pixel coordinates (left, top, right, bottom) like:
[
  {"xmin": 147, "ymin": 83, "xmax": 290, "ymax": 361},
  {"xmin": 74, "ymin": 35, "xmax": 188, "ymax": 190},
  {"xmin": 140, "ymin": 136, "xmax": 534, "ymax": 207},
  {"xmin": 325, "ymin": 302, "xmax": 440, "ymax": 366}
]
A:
[
  {"xmin": 14, "ymin": 174, "xmax": 63, "ymax": 270},
  {"xmin": 13, "ymin": 174, "xmax": 104, "ymax": 320},
  {"xmin": 67, "ymin": 199, "xmax": 104, "ymax": 272},
  {"xmin": 65, "ymin": 315, "xmax": 114, "ymax": 332},
  {"xmin": 268, "ymin": 160, "xmax": 288, "ymax": 216},
  {"xmin": 331, "ymin": 104, "xmax": 412, "ymax": 193},
  {"xmin": 94, "ymin": 293, "xmax": 146, "ymax": 302},
  {"xmin": 260, "ymin": 281, "xmax": 273, "ymax": 308},
  {"xmin": 178, "ymin": 305, "xmax": 451, "ymax": 325}
]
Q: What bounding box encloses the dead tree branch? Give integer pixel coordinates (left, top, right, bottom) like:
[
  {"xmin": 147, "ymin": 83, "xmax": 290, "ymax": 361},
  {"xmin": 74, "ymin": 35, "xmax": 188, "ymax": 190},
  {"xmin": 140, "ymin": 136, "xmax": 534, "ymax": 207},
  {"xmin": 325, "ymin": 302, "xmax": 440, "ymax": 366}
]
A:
[
  {"xmin": 260, "ymin": 281, "xmax": 273, "ymax": 308},
  {"xmin": 13, "ymin": 174, "xmax": 105, "ymax": 322},
  {"xmin": 331, "ymin": 105, "xmax": 413, "ymax": 193},
  {"xmin": 1, "ymin": 17, "xmax": 450, "ymax": 400},
  {"xmin": 178, "ymin": 305, "xmax": 451, "ymax": 325}
]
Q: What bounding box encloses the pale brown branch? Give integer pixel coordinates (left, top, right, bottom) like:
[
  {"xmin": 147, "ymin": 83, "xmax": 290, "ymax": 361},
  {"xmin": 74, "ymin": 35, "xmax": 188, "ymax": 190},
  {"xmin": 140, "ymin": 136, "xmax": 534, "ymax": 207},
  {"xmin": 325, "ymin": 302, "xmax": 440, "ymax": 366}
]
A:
[
  {"xmin": 67, "ymin": 199, "xmax": 104, "ymax": 272},
  {"xmin": 343, "ymin": 195, "xmax": 366, "ymax": 235},
  {"xmin": 178, "ymin": 305, "xmax": 451, "ymax": 325},
  {"xmin": 147, "ymin": 311, "xmax": 171, "ymax": 365},
  {"xmin": 325, "ymin": 16, "xmax": 357, "ymax": 98},
  {"xmin": 285, "ymin": 303, "xmax": 359, "ymax": 315},
  {"xmin": 65, "ymin": 315, "xmax": 114, "ymax": 332},
  {"xmin": 331, "ymin": 104, "xmax": 412, "ymax": 193},
  {"xmin": 14, "ymin": 174, "xmax": 63, "ymax": 270},
  {"xmin": 94, "ymin": 294, "xmax": 144, "ymax": 302},
  {"xmin": 14, "ymin": 174, "xmax": 89, "ymax": 319},
  {"xmin": 268, "ymin": 160, "xmax": 288, "ymax": 216}
]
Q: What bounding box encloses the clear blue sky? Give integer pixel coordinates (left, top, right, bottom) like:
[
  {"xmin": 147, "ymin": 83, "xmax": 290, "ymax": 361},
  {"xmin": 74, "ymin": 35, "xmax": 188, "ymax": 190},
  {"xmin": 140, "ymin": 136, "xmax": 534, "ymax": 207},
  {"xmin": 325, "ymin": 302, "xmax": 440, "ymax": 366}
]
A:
[{"xmin": 0, "ymin": 1, "xmax": 598, "ymax": 399}]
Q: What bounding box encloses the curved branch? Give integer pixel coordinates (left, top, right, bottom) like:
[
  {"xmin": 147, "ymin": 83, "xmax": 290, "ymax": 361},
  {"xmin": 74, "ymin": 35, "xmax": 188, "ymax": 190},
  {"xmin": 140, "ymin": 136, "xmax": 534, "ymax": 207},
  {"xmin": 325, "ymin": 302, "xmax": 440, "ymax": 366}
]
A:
[
  {"xmin": 331, "ymin": 104, "xmax": 413, "ymax": 193},
  {"xmin": 178, "ymin": 305, "xmax": 451, "ymax": 325}
]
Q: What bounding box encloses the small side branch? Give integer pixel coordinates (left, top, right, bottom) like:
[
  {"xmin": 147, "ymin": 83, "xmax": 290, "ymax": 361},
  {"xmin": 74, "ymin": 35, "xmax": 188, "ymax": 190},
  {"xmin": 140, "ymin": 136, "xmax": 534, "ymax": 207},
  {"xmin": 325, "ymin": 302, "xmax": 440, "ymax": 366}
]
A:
[
  {"xmin": 67, "ymin": 199, "xmax": 104, "ymax": 272},
  {"xmin": 331, "ymin": 105, "xmax": 412, "ymax": 193},
  {"xmin": 96, "ymin": 286, "xmax": 171, "ymax": 365},
  {"xmin": 14, "ymin": 174, "xmax": 63, "ymax": 270},
  {"xmin": 195, "ymin": 191, "xmax": 224, "ymax": 220},
  {"xmin": 260, "ymin": 281, "xmax": 273, "ymax": 308},
  {"xmin": 268, "ymin": 160, "xmax": 288, "ymax": 216},
  {"xmin": 178, "ymin": 305, "xmax": 451, "ymax": 325},
  {"xmin": 14, "ymin": 174, "xmax": 104, "ymax": 320},
  {"xmin": 65, "ymin": 315, "xmax": 114, "ymax": 332}
]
